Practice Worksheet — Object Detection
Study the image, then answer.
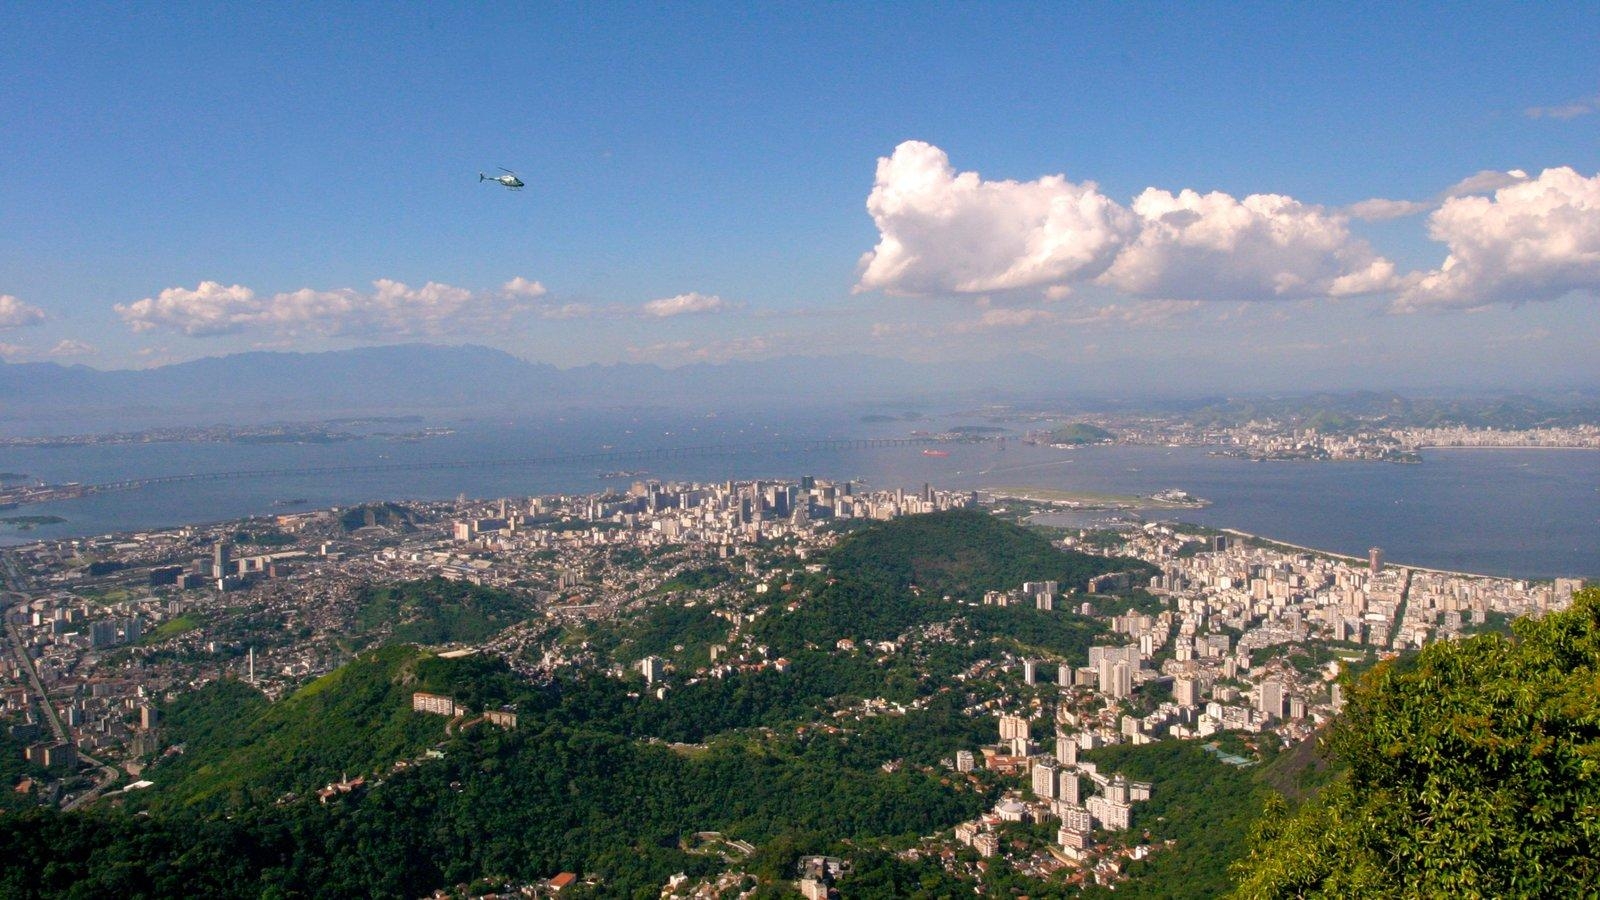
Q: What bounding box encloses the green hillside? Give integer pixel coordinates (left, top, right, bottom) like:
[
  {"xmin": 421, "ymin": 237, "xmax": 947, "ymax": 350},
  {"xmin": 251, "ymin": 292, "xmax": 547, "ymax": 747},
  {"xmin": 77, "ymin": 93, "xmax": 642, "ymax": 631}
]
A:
[
  {"xmin": 754, "ymin": 509, "xmax": 1140, "ymax": 660},
  {"xmin": 0, "ymin": 721, "xmax": 984, "ymax": 899},
  {"xmin": 1075, "ymin": 738, "xmax": 1330, "ymax": 899},
  {"xmin": 827, "ymin": 507, "xmax": 1150, "ymax": 601},
  {"xmin": 1232, "ymin": 586, "xmax": 1600, "ymax": 897},
  {"xmin": 354, "ymin": 578, "xmax": 535, "ymax": 645},
  {"xmin": 8, "ymin": 645, "xmax": 988, "ymax": 899},
  {"xmin": 147, "ymin": 646, "xmax": 500, "ymax": 810}
]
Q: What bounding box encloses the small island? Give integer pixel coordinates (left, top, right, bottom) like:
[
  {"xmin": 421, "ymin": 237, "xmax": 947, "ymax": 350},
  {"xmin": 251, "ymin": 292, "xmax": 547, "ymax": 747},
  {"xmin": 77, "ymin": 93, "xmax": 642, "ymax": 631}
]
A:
[
  {"xmin": 0, "ymin": 514, "xmax": 68, "ymax": 531},
  {"xmin": 1026, "ymin": 422, "xmax": 1116, "ymax": 446}
]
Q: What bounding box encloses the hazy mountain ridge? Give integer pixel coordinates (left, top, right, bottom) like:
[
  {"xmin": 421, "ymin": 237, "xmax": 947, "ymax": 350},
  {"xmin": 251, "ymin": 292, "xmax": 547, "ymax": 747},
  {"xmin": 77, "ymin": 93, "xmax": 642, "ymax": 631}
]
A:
[
  {"xmin": 5, "ymin": 345, "xmax": 1596, "ymax": 433},
  {"xmin": 0, "ymin": 345, "xmax": 999, "ymax": 429}
]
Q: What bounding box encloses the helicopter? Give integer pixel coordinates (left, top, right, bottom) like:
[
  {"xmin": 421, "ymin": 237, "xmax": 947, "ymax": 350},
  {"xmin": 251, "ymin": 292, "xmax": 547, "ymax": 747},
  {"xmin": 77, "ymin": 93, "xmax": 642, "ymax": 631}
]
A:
[{"xmin": 479, "ymin": 168, "xmax": 525, "ymax": 191}]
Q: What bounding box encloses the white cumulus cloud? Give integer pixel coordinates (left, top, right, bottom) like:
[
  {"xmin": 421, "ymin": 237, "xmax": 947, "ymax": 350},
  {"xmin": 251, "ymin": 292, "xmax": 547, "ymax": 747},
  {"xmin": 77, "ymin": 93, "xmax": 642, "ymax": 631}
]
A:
[
  {"xmin": 642, "ymin": 292, "xmax": 734, "ymax": 317},
  {"xmin": 115, "ymin": 277, "xmax": 552, "ymax": 338},
  {"xmin": 857, "ymin": 141, "xmax": 1134, "ymax": 295},
  {"xmin": 1396, "ymin": 166, "xmax": 1600, "ymax": 311},
  {"xmin": 116, "ymin": 282, "xmax": 258, "ymax": 335},
  {"xmin": 502, "ymin": 277, "xmax": 548, "ymax": 298},
  {"xmin": 1100, "ymin": 188, "xmax": 1397, "ymax": 300},
  {"xmin": 856, "ymin": 141, "xmax": 1396, "ymax": 302},
  {"xmin": 0, "ymin": 295, "xmax": 46, "ymax": 329}
]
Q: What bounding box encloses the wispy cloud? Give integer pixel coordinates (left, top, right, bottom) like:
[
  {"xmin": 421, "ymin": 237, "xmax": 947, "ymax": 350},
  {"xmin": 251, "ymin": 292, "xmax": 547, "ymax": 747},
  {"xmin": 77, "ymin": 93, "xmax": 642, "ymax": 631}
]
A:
[
  {"xmin": 47, "ymin": 339, "xmax": 95, "ymax": 357},
  {"xmin": 948, "ymin": 307, "xmax": 1057, "ymax": 333},
  {"xmin": 0, "ymin": 338, "xmax": 96, "ymax": 362},
  {"xmin": 1345, "ymin": 198, "xmax": 1433, "ymax": 222},
  {"xmin": 641, "ymin": 292, "xmax": 737, "ymax": 317},
  {"xmin": 1483, "ymin": 327, "xmax": 1552, "ymax": 347},
  {"xmin": 115, "ymin": 277, "xmax": 556, "ymax": 338},
  {"xmin": 1060, "ymin": 300, "xmax": 1202, "ymax": 328},
  {"xmin": 1345, "ymin": 170, "xmax": 1529, "ymax": 222},
  {"xmin": 627, "ymin": 334, "xmax": 776, "ymax": 363},
  {"xmin": 1526, "ymin": 93, "xmax": 1599, "ymax": 120}
]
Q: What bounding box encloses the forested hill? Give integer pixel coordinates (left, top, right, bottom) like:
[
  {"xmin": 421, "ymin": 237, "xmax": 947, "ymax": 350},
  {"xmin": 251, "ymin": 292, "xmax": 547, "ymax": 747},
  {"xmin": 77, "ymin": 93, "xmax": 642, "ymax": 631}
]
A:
[
  {"xmin": 826, "ymin": 507, "xmax": 1154, "ymax": 601},
  {"xmin": 145, "ymin": 646, "xmax": 510, "ymax": 811},
  {"xmin": 751, "ymin": 509, "xmax": 1146, "ymax": 657}
]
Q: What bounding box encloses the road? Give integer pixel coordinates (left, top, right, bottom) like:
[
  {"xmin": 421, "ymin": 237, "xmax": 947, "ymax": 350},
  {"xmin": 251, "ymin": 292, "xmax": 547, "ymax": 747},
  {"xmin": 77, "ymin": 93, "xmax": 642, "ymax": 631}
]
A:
[{"xmin": 1389, "ymin": 568, "xmax": 1414, "ymax": 652}]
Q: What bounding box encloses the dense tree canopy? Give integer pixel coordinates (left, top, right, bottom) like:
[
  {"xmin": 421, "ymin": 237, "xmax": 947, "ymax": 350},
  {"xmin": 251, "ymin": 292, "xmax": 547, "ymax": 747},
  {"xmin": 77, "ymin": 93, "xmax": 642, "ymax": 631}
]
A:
[
  {"xmin": 1232, "ymin": 586, "xmax": 1600, "ymax": 898},
  {"xmin": 354, "ymin": 578, "xmax": 534, "ymax": 645},
  {"xmin": 827, "ymin": 508, "xmax": 1151, "ymax": 602},
  {"xmin": 753, "ymin": 509, "xmax": 1139, "ymax": 658}
]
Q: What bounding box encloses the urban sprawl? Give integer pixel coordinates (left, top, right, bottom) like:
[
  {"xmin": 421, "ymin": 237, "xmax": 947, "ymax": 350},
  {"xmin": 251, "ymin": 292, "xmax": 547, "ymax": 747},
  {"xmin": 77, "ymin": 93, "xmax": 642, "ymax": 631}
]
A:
[{"xmin": 0, "ymin": 475, "xmax": 1585, "ymax": 895}]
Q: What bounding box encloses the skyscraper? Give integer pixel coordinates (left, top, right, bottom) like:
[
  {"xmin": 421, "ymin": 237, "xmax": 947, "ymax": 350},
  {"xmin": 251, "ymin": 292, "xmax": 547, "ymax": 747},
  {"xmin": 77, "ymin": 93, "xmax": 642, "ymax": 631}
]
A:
[
  {"xmin": 1031, "ymin": 758, "xmax": 1059, "ymax": 799},
  {"xmin": 1055, "ymin": 732, "xmax": 1077, "ymax": 766},
  {"xmin": 1259, "ymin": 678, "xmax": 1284, "ymax": 720},
  {"xmin": 998, "ymin": 714, "xmax": 1030, "ymax": 742},
  {"xmin": 1174, "ymin": 676, "xmax": 1198, "ymax": 707}
]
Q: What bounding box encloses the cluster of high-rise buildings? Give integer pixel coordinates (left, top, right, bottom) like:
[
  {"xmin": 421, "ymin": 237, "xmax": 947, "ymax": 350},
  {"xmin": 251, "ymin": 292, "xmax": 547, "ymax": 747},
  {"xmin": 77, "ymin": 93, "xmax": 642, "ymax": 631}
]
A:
[
  {"xmin": 952, "ymin": 712, "xmax": 1152, "ymax": 861},
  {"xmin": 449, "ymin": 477, "xmax": 978, "ymax": 552},
  {"xmin": 942, "ymin": 532, "xmax": 1586, "ymax": 875},
  {"xmin": 1061, "ymin": 524, "xmax": 1585, "ymax": 753}
]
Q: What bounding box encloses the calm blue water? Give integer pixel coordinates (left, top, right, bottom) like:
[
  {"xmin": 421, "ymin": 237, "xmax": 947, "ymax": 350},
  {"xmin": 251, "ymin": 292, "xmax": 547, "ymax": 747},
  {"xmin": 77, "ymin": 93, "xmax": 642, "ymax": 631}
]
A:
[{"xmin": 3, "ymin": 411, "xmax": 1596, "ymax": 579}]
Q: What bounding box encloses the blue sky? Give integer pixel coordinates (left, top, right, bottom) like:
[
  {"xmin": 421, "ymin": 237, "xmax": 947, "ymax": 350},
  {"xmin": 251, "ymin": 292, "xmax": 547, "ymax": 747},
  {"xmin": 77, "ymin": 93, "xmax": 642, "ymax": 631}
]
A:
[{"xmin": 1, "ymin": 2, "xmax": 1597, "ymax": 390}]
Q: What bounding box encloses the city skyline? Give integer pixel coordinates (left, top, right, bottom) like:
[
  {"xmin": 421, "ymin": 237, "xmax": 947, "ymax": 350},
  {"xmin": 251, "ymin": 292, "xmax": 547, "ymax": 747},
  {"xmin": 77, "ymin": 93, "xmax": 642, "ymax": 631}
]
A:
[{"xmin": 2, "ymin": 3, "xmax": 1598, "ymax": 391}]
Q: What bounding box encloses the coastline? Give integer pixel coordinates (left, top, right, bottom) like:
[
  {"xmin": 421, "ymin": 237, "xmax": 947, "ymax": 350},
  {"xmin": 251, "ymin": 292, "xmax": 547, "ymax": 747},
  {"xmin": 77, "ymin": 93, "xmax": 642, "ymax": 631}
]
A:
[
  {"xmin": 986, "ymin": 486, "xmax": 1207, "ymax": 510},
  {"xmin": 1419, "ymin": 444, "xmax": 1600, "ymax": 452},
  {"xmin": 1218, "ymin": 527, "xmax": 1520, "ymax": 582}
]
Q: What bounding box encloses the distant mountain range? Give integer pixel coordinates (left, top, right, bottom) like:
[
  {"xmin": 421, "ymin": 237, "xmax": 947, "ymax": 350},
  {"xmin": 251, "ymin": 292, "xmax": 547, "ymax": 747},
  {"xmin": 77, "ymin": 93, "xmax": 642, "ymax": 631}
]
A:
[
  {"xmin": 0, "ymin": 344, "xmax": 1054, "ymax": 430},
  {"xmin": 6, "ymin": 344, "xmax": 1593, "ymax": 434}
]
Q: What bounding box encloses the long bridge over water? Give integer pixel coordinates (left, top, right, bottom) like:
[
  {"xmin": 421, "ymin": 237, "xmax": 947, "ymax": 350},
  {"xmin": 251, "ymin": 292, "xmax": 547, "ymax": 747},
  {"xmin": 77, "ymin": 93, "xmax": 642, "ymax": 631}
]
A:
[{"xmin": 70, "ymin": 436, "xmax": 976, "ymax": 497}]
